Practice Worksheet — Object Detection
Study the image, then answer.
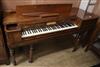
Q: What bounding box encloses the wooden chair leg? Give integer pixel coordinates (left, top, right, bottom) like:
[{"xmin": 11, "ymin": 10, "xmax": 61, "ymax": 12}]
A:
[
  {"xmin": 10, "ymin": 49, "xmax": 16, "ymax": 65},
  {"xmin": 79, "ymin": 33, "xmax": 87, "ymax": 48},
  {"xmin": 85, "ymin": 45, "xmax": 89, "ymax": 52},
  {"xmin": 85, "ymin": 29, "xmax": 98, "ymax": 52},
  {"xmin": 73, "ymin": 39, "xmax": 80, "ymax": 52},
  {"xmin": 72, "ymin": 34, "xmax": 80, "ymax": 52},
  {"xmin": 29, "ymin": 45, "xmax": 33, "ymax": 63},
  {"xmin": 85, "ymin": 43, "xmax": 92, "ymax": 52}
]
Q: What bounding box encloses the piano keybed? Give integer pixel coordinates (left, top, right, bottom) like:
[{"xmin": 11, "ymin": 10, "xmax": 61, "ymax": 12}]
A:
[{"xmin": 22, "ymin": 22, "xmax": 78, "ymax": 38}]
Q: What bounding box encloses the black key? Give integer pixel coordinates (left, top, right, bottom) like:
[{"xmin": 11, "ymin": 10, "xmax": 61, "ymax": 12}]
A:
[
  {"xmin": 40, "ymin": 28, "xmax": 43, "ymax": 32},
  {"xmin": 43, "ymin": 28, "xmax": 47, "ymax": 31},
  {"xmin": 28, "ymin": 30, "xmax": 31, "ymax": 34},
  {"xmin": 22, "ymin": 32, "xmax": 25, "ymax": 35},
  {"xmin": 45, "ymin": 27, "xmax": 48, "ymax": 31},
  {"xmin": 52, "ymin": 26, "xmax": 55, "ymax": 29},
  {"xmin": 31, "ymin": 27, "xmax": 36, "ymax": 33},
  {"xmin": 36, "ymin": 29, "xmax": 39, "ymax": 33},
  {"xmin": 56, "ymin": 25, "xmax": 60, "ymax": 29},
  {"xmin": 34, "ymin": 30, "xmax": 37, "ymax": 33},
  {"xmin": 63, "ymin": 24, "xmax": 67, "ymax": 27},
  {"xmin": 49, "ymin": 27, "xmax": 52, "ymax": 30},
  {"xmin": 42, "ymin": 28, "xmax": 45, "ymax": 31},
  {"xmin": 27, "ymin": 30, "xmax": 30, "ymax": 34},
  {"xmin": 31, "ymin": 28, "xmax": 34, "ymax": 33},
  {"xmin": 34, "ymin": 29, "xmax": 37, "ymax": 33},
  {"xmin": 60, "ymin": 24, "xmax": 64, "ymax": 28},
  {"xmin": 67, "ymin": 23, "xmax": 72, "ymax": 26},
  {"xmin": 24, "ymin": 30, "xmax": 26, "ymax": 35},
  {"xmin": 39, "ymin": 28, "xmax": 42, "ymax": 32},
  {"xmin": 70, "ymin": 23, "xmax": 74, "ymax": 26},
  {"xmin": 25, "ymin": 31, "xmax": 28, "ymax": 35},
  {"xmin": 35, "ymin": 26, "xmax": 39, "ymax": 33},
  {"xmin": 54, "ymin": 26, "xmax": 57, "ymax": 29},
  {"xmin": 65, "ymin": 24, "xmax": 69, "ymax": 27},
  {"xmin": 61, "ymin": 25, "xmax": 65, "ymax": 28},
  {"xmin": 29, "ymin": 29, "xmax": 32, "ymax": 34},
  {"xmin": 54, "ymin": 25, "xmax": 57, "ymax": 29},
  {"xmin": 31, "ymin": 29, "xmax": 34, "ymax": 33},
  {"xmin": 47, "ymin": 26, "xmax": 51, "ymax": 30},
  {"xmin": 38, "ymin": 29, "xmax": 41, "ymax": 32}
]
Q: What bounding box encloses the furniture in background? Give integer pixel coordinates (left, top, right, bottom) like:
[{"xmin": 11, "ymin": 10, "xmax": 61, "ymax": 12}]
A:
[
  {"xmin": 0, "ymin": 0, "xmax": 9, "ymax": 65},
  {"xmin": 70, "ymin": 8, "xmax": 98, "ymax": 51},
  {"xmin": 90, "ymin": 19, "xmax": 100, "ymax": 56},
  {"xmin": 0, "ymin": 27, "xmax": 9, "ymax": 65}
]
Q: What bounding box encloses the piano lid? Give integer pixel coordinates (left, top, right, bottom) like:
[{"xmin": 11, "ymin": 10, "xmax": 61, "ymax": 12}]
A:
[
  {"xmin": 16, "ymin": 4, "xmax": 72, "ymax": 23},
  {"xmin": 16, "ymin": 4, "xmax": 72, "ymax": 16}
]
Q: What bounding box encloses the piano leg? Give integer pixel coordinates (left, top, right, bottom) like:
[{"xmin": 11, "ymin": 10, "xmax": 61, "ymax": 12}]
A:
[
  {"xmin": 10, "ymin": 49, "xmax": 16, "ymax": 65},
  {"xmin": 29, "ymin": 45, "xmax": 33, "ymax": 63}
]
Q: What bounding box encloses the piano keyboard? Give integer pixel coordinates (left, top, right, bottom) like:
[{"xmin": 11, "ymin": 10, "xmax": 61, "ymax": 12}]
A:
[{"xmin": 22, "ymin": 23, "xmax": 78, "ymax": 38}]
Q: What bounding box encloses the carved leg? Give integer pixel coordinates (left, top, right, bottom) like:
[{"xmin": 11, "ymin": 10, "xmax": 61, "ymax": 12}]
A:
[
  {"xmin": 10, "ymin": 49, "xmax": 16, "ymax": 65},
  {"xmin": 29, "ymin": 45, "xmax": 33, "ymax": 63}
]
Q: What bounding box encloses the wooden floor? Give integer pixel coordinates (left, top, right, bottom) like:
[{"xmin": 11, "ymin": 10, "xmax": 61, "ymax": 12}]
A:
[{"xmin": 1, "ymin": 35, "xmax": 100, "ymax": 67}]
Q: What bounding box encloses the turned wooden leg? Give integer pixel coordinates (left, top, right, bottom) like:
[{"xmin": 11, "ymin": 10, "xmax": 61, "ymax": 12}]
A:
[
  {"xmin": 10, "ymin": 49, "xmax": 16, "ymax": 65},
  {"xmin": 29, "ymin": 45, "xmax": 33, "ymax": 63}
]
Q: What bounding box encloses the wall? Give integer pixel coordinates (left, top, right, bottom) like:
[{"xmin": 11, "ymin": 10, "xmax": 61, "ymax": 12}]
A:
[
  {"xmin": 1, "ymin": 0, "xmax": 81, "ymax": 12},
  {"xmin": 93, "ymin": 0, "xmax": 100, "ymax": 30},
  {"xmin": 93, "ymin": 0, "xmax": 100, "ymax": 16},
  {"xmin": 36, "ymin": 0, "xmax": 80, "ymax": 7},
  {"xmin": 2, "ymin": 0, "xmax": 33, "ymax": 12}
]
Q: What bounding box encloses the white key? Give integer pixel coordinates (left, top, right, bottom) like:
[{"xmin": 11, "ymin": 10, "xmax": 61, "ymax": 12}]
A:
[
  {"xmin": 58, "ymin": 25, "xmax": 61, "ymax": 28},
  {"xmin": 30, "ymin": 30, "xmax": 33, "ymax": 34},
  {"xmin": 54, "ymin": 26, "xmax": 58, "ymax": 29},
  {"xmin": 25, "ymin": 31, "xmax": 28, "ymax": 35},
  {"xmin": 39, "ymin": 28, "xmax": 43, "ymax": 32},
  {"xmin": 36, "ymin": 29, "xmax": 39, "ymax": 33},
  {"xmin": 46, "ymin": 27, "xmax": 49, "ymax": 31},
  {"xmin": 50, "ymin": 27, "xmax": 53, "ymax": 30}
]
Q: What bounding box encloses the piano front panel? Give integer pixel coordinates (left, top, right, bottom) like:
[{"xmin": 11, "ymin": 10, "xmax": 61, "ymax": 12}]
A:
[
  {"xmin": 7, "ymin": 27, "xmax": 77, "ymax": 48},
  {"xmin": 6, "ymin": 31, "xmax": 21, "ymax": 48}
]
